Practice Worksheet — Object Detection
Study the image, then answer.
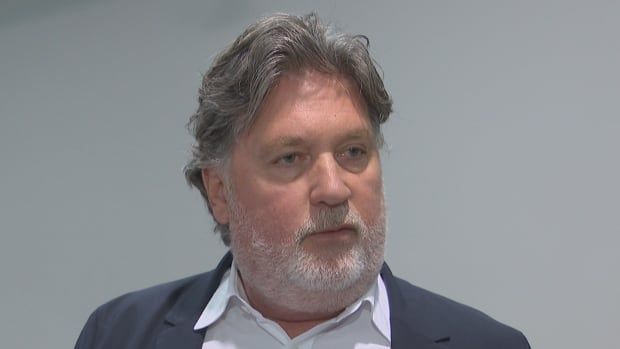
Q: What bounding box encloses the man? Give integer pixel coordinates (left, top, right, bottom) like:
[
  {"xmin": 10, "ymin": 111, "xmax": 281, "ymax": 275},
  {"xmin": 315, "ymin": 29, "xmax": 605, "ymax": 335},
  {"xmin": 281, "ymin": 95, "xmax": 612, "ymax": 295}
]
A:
[{"xmin": 75, "ymin": 13, "xmax": 530, "ymax": 349}]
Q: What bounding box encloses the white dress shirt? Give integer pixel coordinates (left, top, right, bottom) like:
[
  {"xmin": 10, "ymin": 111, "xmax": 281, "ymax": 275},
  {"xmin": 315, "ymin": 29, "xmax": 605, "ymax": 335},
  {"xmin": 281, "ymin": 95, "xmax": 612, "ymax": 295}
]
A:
[{"xmin": 194, "ymin": 260, "xmax": 391, "ymax": 349}]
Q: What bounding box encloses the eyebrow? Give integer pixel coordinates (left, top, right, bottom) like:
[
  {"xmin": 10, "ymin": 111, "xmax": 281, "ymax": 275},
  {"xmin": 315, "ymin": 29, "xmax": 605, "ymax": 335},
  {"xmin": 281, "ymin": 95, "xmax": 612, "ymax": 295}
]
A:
[
  {"xmin": 273, "ymin": 135, "xmax": 307, "ymax": 148},
  {"xmin": 261, "ymin": 128, "xmax": 374, "ymax": 155},
  {"xmin": 341, "ymin": 128, "xmax": 373, "ymax": 141},
  {"xmin": 259, "ymin": 136, "xmax": 306, "ymax": 158}
]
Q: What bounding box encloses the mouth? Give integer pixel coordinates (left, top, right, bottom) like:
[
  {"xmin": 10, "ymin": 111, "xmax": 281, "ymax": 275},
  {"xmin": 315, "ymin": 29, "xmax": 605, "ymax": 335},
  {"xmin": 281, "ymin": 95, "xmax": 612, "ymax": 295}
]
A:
[
  {"xmin": 315, "ymin": 224, "xmax": 356, "ymax": 234},
  {"xmin": 308, "ymin": 224, "xmax": 358, "ymax": 241}
]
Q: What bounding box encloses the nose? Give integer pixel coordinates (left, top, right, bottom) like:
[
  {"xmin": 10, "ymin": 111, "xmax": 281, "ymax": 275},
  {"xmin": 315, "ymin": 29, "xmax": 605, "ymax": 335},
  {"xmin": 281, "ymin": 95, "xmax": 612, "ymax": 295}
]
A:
[{"xmin": 309, "ymin": 153, "xmax": 352, "ymax": 207}]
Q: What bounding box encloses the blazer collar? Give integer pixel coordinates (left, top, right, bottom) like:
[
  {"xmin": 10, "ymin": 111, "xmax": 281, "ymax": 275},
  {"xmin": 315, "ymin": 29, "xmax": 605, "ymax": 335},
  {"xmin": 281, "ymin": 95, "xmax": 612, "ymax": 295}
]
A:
[
  {"xmin": 156, "ymin": 252, "xmax": 233, "ymax": 349},
  {"xmin": 157, "ymin": 253, "xmax": 449, "ymax": 349},
  {"xmin": 380, "ymin": 263, "xmax": 451, "ymax": 348}
]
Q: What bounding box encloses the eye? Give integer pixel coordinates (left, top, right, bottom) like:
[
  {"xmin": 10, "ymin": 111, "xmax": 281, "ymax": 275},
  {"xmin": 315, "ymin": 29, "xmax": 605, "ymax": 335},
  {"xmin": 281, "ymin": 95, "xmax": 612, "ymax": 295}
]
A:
[
  {"xmin": 268, "ymin": 151, "xmax": 309, "ymax": 182},
  {"xmin": 344, "ymin": 146, "xmax": 366, "ymax": 158},
  {"xmin": 337, "ymin": 145, "xmax": 369, "ymax": 172},
  {"xmin": 274, "ymin": 152, "xmax": 305, "ymax": 166}
]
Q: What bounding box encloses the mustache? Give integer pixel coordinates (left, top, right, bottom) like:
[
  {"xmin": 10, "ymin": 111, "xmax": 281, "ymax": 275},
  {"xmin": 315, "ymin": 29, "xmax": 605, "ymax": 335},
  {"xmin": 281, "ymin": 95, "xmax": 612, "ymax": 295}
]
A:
[{"xmin": 295, "ymin": 205, "xmax": 364, "ymax": 242}]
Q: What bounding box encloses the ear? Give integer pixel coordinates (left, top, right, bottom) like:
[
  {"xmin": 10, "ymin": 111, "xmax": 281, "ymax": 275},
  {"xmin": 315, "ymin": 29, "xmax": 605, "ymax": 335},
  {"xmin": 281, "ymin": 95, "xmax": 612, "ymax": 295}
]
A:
[{"xmin": 201, "ymin": 168, "xmax": 230, "ymax": 225}]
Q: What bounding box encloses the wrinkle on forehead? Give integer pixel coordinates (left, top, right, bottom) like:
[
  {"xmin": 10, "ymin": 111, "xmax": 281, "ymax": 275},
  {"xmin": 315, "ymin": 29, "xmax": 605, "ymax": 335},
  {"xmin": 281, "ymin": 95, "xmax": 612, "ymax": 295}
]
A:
[
  {"xmin": 283, "ymin": 69, "xmax": 366, "ymax": 108},
  {"xmin": 257, "ymin": 69, "xmax": 368, "ymax": 122}
]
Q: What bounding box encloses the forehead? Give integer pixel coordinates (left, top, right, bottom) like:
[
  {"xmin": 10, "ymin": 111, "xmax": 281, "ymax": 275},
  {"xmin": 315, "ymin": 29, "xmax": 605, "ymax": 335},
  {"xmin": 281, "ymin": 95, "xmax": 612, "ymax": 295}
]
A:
[{"xmin": 243, "ymin": 70, "xmax": 372, "ymax": 143}]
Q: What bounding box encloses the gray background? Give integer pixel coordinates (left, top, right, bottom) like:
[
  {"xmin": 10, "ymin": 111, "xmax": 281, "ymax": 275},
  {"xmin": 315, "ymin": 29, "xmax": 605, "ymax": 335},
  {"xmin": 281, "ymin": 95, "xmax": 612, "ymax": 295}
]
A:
[{"xmin": 1, "ymin": 0, "xmax": 618, "ymax": 348}]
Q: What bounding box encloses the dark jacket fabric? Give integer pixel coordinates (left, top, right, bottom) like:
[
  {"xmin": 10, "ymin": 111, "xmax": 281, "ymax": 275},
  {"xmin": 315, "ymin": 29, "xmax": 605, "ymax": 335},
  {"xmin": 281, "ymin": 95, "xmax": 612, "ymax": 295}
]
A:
[{"xmin": 75, "ymin": 252, "xmax": 530, "ymax": 349}]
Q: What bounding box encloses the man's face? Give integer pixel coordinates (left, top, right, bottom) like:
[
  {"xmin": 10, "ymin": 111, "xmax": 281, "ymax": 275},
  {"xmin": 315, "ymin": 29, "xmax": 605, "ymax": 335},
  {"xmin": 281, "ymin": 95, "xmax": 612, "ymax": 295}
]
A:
[{"xmin": 219, "ymin": 70, "xmax": 385, "ymax": 308}]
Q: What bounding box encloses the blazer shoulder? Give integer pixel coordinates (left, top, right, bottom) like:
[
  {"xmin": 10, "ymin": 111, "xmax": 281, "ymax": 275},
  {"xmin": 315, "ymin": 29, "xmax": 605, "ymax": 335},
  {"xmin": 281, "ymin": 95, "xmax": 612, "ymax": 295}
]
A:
[
  {"xmin": 75, "ymin": 270, "xmax": 217, "ymax": 349},
  {"xmin": 96, "ymin": 271, "xmax": 213, "ymax": 318},
  {"xmin": 388, "ymin": 275, "xmax": 530, "ymax": 348}
]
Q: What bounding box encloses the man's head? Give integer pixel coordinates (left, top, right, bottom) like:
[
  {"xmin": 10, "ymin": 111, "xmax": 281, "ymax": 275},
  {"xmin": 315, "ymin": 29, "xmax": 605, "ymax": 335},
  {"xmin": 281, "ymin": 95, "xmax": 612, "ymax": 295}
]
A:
[
  {"xmin": 185, "ymin": 12, "xmax": 392, "ymax": 243},
  {"xmin": 184, "ymin": 13, "xmax": 392, "ymax": 316}
]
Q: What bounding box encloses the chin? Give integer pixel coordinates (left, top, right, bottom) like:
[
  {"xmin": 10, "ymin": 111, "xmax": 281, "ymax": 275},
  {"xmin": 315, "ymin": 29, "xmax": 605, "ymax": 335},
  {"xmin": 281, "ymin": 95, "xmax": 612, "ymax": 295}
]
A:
[
  {"xmin": 290, "ymin": 244, "xmax": 383, "ymax": 291},
  {"xmin": 283, "ymin": 254, "xmax": 381, "ymax": 315}
]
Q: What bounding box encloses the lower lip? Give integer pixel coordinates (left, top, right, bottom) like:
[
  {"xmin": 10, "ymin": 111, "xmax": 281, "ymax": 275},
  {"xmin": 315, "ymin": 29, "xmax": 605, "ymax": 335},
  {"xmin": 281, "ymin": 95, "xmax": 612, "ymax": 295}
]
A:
[{"xmin": 309, "ymin": 228, "xmax": 355, "ymax": 241}]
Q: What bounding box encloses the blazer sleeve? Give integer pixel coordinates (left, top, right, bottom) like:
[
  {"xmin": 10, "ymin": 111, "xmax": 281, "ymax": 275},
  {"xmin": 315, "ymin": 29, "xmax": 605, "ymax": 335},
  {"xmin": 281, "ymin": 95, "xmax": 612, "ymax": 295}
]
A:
[
  {"xmin": 519, "ymin": 330, "xmax": 532, "ymax": 349},
  {"xmin": 74, "ymin": 308, "xmax": 101, "ymax": 349}
]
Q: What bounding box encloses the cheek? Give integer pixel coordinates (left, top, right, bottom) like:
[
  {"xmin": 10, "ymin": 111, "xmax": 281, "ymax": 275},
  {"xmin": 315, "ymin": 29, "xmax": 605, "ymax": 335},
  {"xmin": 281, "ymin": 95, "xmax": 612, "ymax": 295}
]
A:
[
  {"xmin": 352, "ymin": 163, "xmax": 385, "ymax": 224},
  {"xmin": 235, "ymin": 180, "xmax": 309, "ymax": 241},
  {"xmin": 356, "ymin": 186, "xmax": 384, "ymax": 225}
]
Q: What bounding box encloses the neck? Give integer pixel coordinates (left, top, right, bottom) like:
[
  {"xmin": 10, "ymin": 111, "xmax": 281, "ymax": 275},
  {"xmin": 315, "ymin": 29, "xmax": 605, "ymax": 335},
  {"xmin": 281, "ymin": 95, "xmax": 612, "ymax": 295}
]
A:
[{"xmin": 238, "ymin": 272, "xmax": 348, "ymax": 338}]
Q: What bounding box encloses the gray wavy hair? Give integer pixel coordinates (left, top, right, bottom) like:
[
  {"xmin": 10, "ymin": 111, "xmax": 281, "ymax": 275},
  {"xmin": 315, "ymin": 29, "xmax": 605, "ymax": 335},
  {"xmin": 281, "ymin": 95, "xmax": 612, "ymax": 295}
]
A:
[{"xmin": 184, "ymin": 12, "xmax": 393, "ymax": 246}]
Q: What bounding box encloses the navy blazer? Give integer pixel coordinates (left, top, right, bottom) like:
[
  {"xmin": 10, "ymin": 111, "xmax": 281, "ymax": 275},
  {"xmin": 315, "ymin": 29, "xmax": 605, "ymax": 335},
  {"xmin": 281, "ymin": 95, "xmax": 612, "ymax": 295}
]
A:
[{"xmin": 75, "ymin": 252, "xmax": 530, "ymax": 348}]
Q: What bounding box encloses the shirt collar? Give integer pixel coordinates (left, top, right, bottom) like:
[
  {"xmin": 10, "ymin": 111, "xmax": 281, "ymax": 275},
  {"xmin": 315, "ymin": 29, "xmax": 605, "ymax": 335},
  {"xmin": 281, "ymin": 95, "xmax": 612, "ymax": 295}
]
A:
[
  {"xmin": 193, "ymin": 259, "xmax": 241, "ymax": 330},
  {"xmin": 194, "ymin": 259, "xmax": 391, "ymax": 341}
]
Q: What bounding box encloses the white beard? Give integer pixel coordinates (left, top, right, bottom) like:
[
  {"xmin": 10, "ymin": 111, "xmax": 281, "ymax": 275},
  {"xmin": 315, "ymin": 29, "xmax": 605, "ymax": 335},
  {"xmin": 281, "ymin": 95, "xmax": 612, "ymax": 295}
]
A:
[{"xmin": 227, "ymin": 192, "xmax": 386, "ymax": 315}]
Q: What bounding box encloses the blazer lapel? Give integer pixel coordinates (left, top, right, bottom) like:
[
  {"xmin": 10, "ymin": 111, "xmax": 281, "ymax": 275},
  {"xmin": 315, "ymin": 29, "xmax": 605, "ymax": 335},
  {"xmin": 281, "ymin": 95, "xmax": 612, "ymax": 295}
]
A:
[
  {"xmin": 155, "ymin": 252, "xmax": 233, "ymax": 349},
  {"xmin": 381, "ymin": 263, "xmax": 450, "ymax": 349}
]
